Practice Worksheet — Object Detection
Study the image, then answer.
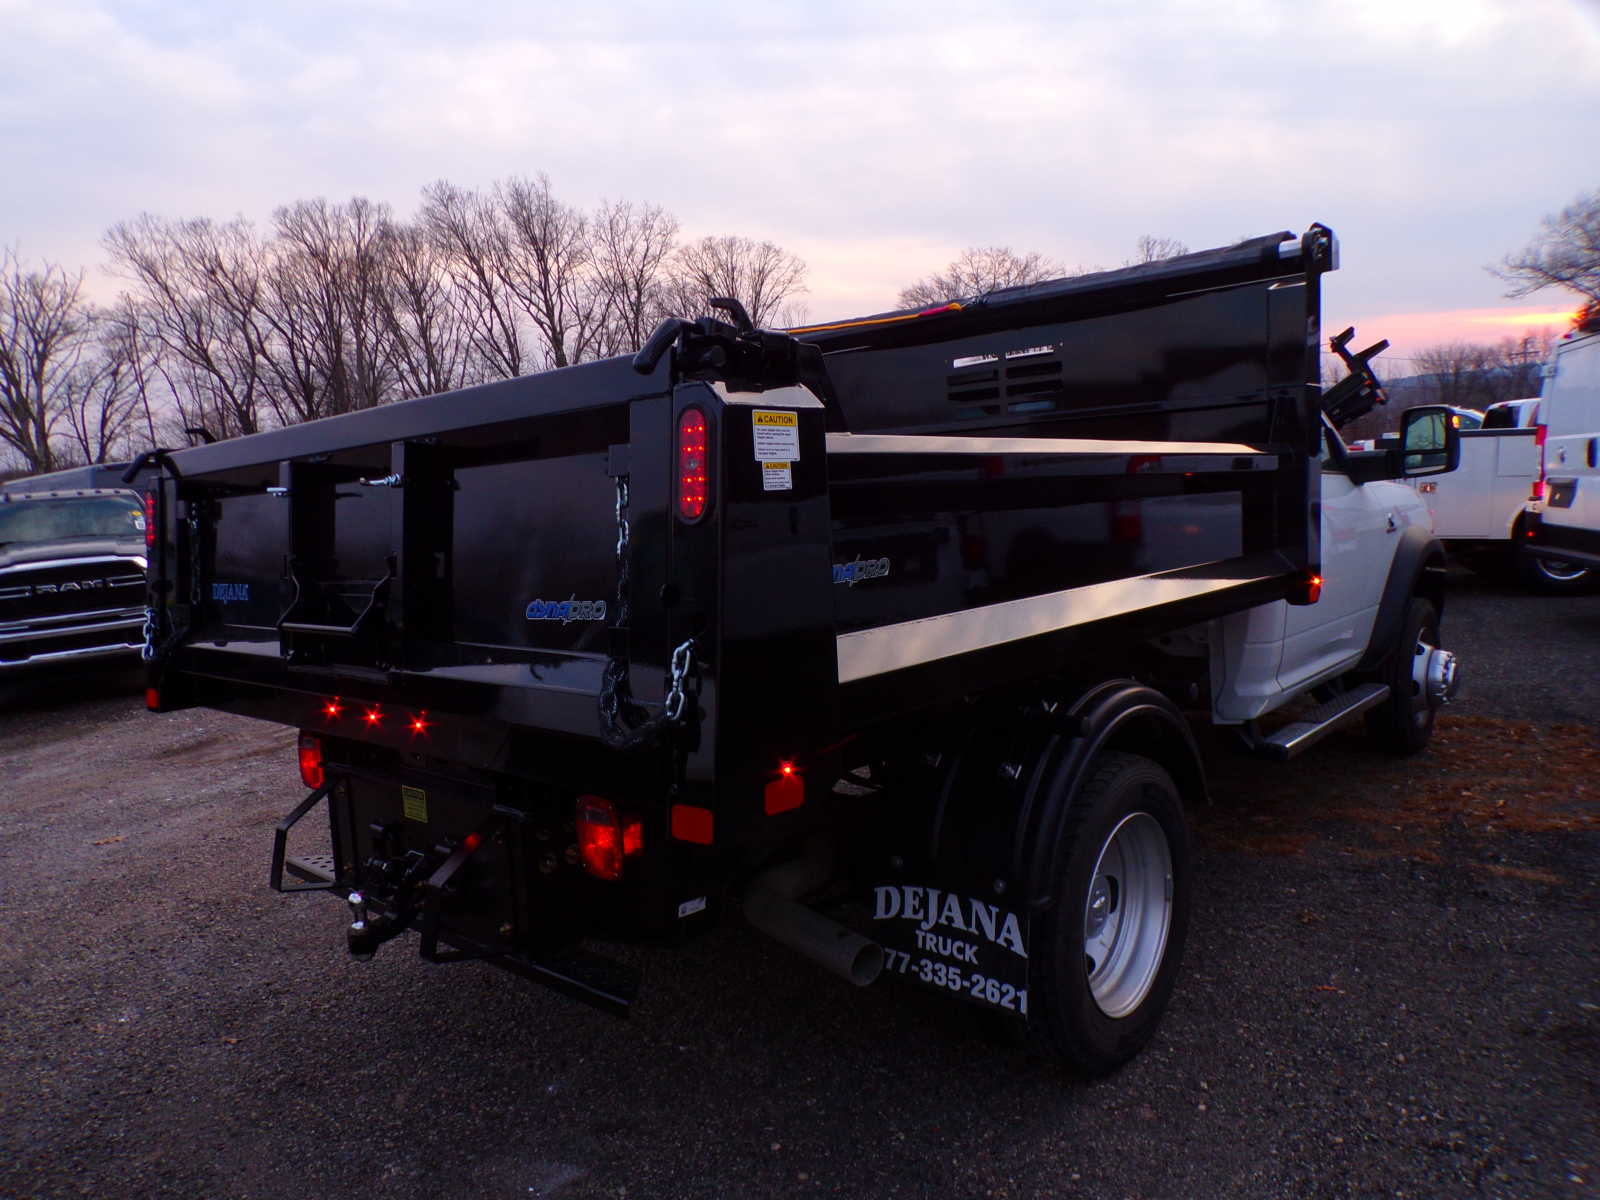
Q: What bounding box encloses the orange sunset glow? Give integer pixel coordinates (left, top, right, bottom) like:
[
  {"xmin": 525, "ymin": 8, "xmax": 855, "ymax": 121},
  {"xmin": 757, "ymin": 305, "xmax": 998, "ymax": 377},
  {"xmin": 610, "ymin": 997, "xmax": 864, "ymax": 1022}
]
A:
[{"xmin": 1330, "ymin": 306, "xmax": 1581, "ymax": 367}]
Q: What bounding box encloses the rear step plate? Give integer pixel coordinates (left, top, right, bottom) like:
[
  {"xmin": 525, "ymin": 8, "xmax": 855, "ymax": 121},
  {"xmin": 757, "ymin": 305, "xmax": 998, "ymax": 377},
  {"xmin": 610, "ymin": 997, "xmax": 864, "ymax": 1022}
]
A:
[
  {"xmin": 1257, "ymin": 683, "xmax": 1390, "ymax": 760},
  {"xmin": 285, "ymin": 854, "xmax": 337, "ymax": 885}
]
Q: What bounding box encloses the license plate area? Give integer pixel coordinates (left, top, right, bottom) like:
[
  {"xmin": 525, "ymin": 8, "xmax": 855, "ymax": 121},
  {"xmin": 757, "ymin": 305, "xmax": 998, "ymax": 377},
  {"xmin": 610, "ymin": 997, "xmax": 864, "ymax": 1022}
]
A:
[{"xmin": 339, "ymin": 768, "xmax": 518, "ymax": 952}]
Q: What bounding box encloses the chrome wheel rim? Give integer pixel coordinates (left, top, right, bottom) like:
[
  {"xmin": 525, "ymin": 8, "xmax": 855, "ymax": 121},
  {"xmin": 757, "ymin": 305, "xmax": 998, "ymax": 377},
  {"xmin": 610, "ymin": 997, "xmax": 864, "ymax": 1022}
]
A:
[
  {"xmin": 1536, "ymin": 557, "xmax": 1589, "ymax": 583},
  {"xmin": 1084, "ymin": 812, "xmax": 1173, "ymax": 1018}
]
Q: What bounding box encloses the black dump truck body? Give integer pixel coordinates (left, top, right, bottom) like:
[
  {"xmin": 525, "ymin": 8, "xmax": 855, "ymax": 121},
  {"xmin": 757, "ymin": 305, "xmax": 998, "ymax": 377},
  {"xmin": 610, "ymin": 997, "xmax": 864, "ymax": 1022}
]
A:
[{"xmin": 143, "ymin": 226, "xmax": 1443, "ymax": 1069}]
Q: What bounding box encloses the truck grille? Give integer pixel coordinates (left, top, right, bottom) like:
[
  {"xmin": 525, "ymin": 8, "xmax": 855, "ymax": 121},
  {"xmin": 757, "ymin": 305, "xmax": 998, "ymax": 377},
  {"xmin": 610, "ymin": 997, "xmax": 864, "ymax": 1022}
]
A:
[{"xmin": 0, "ymin": 556, "xmax": 146, "ymax": 665}]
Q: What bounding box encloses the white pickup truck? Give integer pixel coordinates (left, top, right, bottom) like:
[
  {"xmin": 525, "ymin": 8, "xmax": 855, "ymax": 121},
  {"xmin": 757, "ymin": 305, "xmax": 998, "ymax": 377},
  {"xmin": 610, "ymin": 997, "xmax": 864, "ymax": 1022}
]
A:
[{"xmin": 1406, "ymin": 397, "xmax": 1593, "ymax": 593}]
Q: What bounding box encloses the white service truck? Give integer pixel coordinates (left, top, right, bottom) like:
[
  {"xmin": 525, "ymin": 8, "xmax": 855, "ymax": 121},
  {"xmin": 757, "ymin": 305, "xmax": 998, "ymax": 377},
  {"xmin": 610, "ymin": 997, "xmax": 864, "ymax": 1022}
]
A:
[{"xmin": 1407, "ymin": 399, "xmax": 1593, "ymax": 593}]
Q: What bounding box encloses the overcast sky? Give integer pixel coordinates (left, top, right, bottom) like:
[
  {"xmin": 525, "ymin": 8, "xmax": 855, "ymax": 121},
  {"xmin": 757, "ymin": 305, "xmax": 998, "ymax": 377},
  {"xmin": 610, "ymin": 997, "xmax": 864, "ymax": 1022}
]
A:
[{"xmin": 2, "ymin": 0, "xmax": 1597, "ymax": 369}]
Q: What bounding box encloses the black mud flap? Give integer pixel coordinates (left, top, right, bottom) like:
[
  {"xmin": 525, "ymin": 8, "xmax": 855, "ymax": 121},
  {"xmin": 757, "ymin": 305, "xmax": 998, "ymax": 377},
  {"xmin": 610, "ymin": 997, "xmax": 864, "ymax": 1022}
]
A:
[{"xmin": 864, "ymin": 881, "xmax": 1032, "ymax": 1021}]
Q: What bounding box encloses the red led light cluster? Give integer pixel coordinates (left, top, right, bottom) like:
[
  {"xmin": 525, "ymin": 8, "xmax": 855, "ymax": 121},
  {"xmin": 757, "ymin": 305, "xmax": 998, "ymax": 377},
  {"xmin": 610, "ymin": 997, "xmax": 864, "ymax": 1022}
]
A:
[
  {"xmin": 677, "ymin": 408, "xmax": 709, "ymax": 521},
  {"xmin": 575, "ymin": 795, "xmax": 644, "ymax": 882},
  {"xmin": 318, "ymin": 697, "xmax": 429, "ymax": 737}
]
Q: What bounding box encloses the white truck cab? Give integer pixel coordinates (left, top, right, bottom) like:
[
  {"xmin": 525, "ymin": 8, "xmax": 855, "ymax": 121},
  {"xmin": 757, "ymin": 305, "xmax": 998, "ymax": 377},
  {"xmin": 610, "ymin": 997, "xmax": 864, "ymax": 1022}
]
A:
[{"xmin": 1206, "ymin": 409, "xmax": 1459, "ymax": 757}]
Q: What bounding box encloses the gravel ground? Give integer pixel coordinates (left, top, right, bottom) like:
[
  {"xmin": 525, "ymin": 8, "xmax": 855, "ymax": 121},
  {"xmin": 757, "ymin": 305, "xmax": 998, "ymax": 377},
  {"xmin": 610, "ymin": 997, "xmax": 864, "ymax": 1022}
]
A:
[{"xmin": 1, "ymin": 571, "xmax": 1595, "ymax": 1200}]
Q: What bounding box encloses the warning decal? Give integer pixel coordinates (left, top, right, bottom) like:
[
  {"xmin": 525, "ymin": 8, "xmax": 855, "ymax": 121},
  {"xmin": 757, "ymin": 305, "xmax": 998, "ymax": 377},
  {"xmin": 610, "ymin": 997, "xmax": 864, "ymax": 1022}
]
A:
[
  {"xmin": 752, "ymin": 410, "xmax": 800, "ymax": 461},
  {"xmin": 401, "ymin": 785, "xmax": 428, "ymax": 823},
  {"xmin": 762, "ymin": 462, "xmax": 793, "ymax": 491}
]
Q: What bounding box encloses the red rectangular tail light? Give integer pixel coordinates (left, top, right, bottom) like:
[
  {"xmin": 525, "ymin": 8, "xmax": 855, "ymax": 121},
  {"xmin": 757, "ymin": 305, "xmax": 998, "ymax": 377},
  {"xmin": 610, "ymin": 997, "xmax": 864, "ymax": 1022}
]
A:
[
  {"xmin": 298, "ymin": 732, "xmax": 325, "ymax": 789},
  {"xmin": 576, "ymin": 795, "xmax": 643, "ymax": 882},
  {"xmin": 676, "ymin": 407, "xmax": 709, "ymax": 522}
]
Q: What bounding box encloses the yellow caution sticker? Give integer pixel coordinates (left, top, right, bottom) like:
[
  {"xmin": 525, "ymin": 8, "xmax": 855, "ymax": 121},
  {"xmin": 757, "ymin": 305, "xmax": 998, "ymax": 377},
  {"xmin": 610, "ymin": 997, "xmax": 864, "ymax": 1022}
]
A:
[
  {"xmin": 401, "ymin": 785, "xmax": 428, "ymax": 823},
  {"xmin": 752, "ymin": 410, "xmax": 801, "ymax": 461},
  {"xmin": 762, "ymin": 462, "xmax": 793, "ymax": 491}
]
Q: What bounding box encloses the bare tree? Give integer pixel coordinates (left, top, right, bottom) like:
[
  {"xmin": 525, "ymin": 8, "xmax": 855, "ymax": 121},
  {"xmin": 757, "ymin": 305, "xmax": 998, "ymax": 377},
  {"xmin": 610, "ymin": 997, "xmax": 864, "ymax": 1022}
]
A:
[
  {"xmin": 896, "ymin": 246, "xmax": 1062, "ymax": 309},
  {"xmin": 661, "ymin": 235, "xmax": 807, "ymax": 327},
  {"xmin": 591, "ymin": 199, "xmax": 678, "ymax": 355},
  {"xmin": 0, "ymin": 249, "xmax": 95, "ymax": 473},
  {"xmin": 1126, "ymin": 235, "xmax": 1190, "ymax": 265},
  {"xmin": 265, "ymin": 196, "xmax": 400, "ymax": 421},
  {"xmin": 1411, "ymin": 342, "xmax": 1497, "ymax": 410},
  {"xmin": 1493, "ymin": 189, "xmax": 1600, "ymax": 305},
  {"xmin": 495, "ymin": 175, "xmax": 604, "ymax": 369},
  {"xmin": 419, "ymin": 181, "xmax": 527, "ymax": 378},
  {"xmin": 104, "ymin": 214, "xmax": 273, "ymax": 439},
  {"xmin": 59, "ymin": 308, "xmax": 147, "ymax": 463},
  {"xmin": 83, "ymin": 177, "xmax": 813, "ymax": 441},
  {"xmin": 383, "ymin": 221, "xmax": 477, "ymax": 398},
  {"xmin": 1406, "ymin": 336, "xmax": 1554, "ymax": 412}
]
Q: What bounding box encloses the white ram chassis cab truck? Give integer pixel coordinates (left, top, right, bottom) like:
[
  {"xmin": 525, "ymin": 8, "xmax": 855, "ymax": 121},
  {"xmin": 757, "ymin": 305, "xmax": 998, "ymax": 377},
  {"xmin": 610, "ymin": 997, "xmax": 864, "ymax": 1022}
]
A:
[{"xmin": 140, "ymin": 225, "xmax": 1464, "ymax": 1078}]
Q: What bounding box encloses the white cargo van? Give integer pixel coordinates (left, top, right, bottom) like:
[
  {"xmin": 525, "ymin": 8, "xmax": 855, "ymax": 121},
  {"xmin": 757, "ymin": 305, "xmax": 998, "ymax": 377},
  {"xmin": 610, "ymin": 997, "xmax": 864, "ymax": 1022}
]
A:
[{"xmin": 1528, "ymin": 327, "xmax": 1600, "ymax": 573}]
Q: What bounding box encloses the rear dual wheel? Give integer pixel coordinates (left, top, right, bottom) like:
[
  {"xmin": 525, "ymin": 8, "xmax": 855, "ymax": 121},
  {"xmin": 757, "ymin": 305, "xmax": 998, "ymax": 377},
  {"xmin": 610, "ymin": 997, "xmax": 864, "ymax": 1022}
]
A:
[{"xmin": 1029, "ymin": 752, "xmax": 1191, "ymax": 1076}]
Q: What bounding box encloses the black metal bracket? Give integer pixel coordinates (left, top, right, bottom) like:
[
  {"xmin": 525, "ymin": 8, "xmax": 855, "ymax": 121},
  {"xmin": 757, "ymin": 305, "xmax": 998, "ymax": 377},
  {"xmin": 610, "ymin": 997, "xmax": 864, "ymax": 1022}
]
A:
[
  {"xmin": 278, "ymin": 554, "xmax": 396, "ymax": 640},
  {"xmin": 270, "ymin": 785, "xmax": 338, "ymax": 892},
  {"xmin": 1322, "ymin": 326, "xmax": 1391, "ymax": 428},
  {"xmin": 415, "ymin": 816, "xmax": 505, "ymax": 964},
  {"xmin": 631, "ymin": 310, "xmax": 804, "ymax": 392},
  {"xmin": 121, "ymin": 447, "xmax": 183, "ymax": 484}
]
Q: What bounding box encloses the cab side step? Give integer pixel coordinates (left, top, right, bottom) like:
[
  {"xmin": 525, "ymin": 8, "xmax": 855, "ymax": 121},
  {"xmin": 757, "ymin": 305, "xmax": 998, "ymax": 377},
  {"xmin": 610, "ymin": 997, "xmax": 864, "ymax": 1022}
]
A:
[{"xmin": 1245, "ymin": 683, "xmax": 1391, "ymax": 760}]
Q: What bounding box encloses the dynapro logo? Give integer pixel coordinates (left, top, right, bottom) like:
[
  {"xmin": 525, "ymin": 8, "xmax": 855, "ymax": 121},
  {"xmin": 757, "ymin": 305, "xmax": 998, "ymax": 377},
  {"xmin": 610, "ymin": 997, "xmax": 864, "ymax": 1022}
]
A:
[
  {"xmin": 873, "ymin": 885, "xmax": 1027, "ymax": 959},
  {"xmin": 525, "ymin": 597, "xmax": 608, "ymax": 623},
  {"xmin": 832, "ymin": 556, "xmax": 890, "ymax": 586}
]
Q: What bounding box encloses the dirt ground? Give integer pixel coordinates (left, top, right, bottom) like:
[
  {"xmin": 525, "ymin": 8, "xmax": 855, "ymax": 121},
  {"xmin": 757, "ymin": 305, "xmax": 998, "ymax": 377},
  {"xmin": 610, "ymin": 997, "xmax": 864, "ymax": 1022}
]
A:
[{"xmin": 0, "ymin": 571, "xmax": 1595, "ymax": 1199}]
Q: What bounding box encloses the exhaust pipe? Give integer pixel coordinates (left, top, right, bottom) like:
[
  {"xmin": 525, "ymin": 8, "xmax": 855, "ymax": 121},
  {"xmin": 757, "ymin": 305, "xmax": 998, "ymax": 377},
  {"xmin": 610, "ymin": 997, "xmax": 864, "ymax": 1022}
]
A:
[{"xmin": 744, "ymin": 842, "xmax": 883, "ymax": 987}]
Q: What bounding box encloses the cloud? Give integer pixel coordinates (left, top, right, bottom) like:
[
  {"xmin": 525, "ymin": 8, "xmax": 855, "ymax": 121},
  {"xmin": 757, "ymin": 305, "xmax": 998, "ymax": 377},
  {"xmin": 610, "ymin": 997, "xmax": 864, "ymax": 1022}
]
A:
[{"xmin": 2, "ymin": 0, "xmax": 1597, "ymax": 328}]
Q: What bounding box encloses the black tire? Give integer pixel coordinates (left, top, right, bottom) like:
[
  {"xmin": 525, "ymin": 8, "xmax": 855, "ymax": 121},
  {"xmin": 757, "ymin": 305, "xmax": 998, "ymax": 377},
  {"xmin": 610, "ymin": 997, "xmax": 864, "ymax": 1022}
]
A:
[
  {"xmin": 1028, "ymin": 751, "xmax": 1191, "ymax": 1076},
  {"xmin": 1365, "ymin": 597, "xmax": 1440, "ymax": 755},
  {"xmin": 1514, "ymin": 545, "xmax": 1594, "ymax": 595}
]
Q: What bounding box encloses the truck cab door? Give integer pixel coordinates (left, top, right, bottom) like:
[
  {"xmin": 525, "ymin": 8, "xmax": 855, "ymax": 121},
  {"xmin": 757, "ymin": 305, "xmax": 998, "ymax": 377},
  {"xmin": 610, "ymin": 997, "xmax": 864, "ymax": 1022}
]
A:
[{"xmin": 1277, "ymin": 423, "xmax": 1393, "ymax": 692}]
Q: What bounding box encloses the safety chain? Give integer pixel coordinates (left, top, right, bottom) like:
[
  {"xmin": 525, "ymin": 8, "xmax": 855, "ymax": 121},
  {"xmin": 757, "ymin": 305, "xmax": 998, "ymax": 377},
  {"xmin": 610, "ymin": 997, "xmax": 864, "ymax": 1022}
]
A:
[
  {"xmin": 141, "ymin": 606, "xmax": 158, "ymax": 662},
  {"xmin": 599, "ymin": 474, "xmax": 698, "ymax": 749},
  {"xmin": 141, "ymin": 501, "xmax": 199, "ymax": 665}
]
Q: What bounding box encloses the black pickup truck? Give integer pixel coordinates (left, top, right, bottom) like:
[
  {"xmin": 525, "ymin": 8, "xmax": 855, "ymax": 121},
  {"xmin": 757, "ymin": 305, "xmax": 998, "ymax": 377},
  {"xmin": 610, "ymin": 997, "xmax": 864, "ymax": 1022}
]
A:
[
  {"xmin": 138, "ymin": 225, "xmax": 1460, "ymax": 1073},
  {"xmin": 0, "ymin": 485, "xmax": 150, "ymax": 673}
]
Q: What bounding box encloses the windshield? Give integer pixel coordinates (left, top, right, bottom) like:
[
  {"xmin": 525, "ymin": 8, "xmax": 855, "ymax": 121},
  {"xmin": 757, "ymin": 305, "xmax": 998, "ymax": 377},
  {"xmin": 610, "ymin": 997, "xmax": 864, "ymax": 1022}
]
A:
[{"xmin": 0, "ymin": 495, "xmax": 146, "ymax": 548}]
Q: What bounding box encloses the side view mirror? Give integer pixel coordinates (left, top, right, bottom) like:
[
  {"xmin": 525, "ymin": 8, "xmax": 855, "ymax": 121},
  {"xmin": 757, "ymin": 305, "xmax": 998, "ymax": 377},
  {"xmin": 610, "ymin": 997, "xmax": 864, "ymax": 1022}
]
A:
[{"xmin": 1397, "ymin": 405, "xmax": 1461, "ymax": 478}]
